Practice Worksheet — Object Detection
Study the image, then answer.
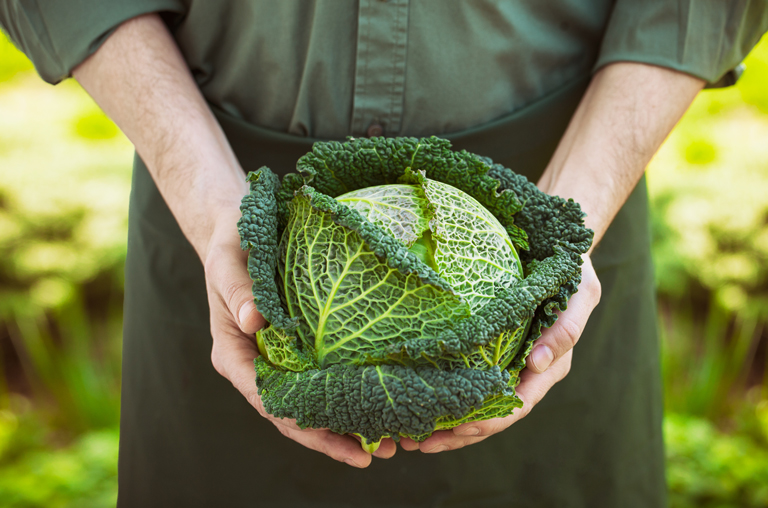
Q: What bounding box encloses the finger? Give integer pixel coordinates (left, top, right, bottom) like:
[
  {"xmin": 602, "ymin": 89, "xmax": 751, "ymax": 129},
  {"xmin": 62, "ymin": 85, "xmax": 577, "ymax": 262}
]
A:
[
  {"xmin": 418, "ymin": 429, "xmax": 489, "ymax": 453},
  {"xmin": 417, "ymin": 352, "xmax": 573, "ymax": 453},
  {"xmin": 516, "ymin": 349, "xmax": 574, "ymax": 418},
  {"xmin": 527, "ymin": 257, "xmax": 600, "ymax": 374},
  {"xmin": 209, "ymin": 326, "xmax": 265, "ymax": 412},
  {"xmin": 205, "ymin": 243, "xmax": 266, "ymax": 335},
  {"xmin": 372, "ymin": 438, "xmax": 397, "ymax": 459},
  {"xmin": 399, "ymin": 437, "xmax": 420, "ymax": 452},
  {"xmin": 279, "ymin": 426, "xmax": 373, "ymax": 468}
]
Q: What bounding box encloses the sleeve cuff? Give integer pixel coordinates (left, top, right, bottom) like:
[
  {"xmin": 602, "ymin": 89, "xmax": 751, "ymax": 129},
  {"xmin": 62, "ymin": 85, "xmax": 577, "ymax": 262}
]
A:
[
  {"xmin": 594, "ymin": 0, "xmax": 768, "ymax": 87},
  {"xmin": 0, "ymin": 0, "xmax": 185, "ymax": 84}
]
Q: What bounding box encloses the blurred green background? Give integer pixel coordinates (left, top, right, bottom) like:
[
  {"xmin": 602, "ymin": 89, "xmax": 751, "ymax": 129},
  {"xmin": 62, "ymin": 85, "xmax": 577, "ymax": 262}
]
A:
[{"xmin": 1, "ymin": 31, "xmax": 767, "ymax": 507}]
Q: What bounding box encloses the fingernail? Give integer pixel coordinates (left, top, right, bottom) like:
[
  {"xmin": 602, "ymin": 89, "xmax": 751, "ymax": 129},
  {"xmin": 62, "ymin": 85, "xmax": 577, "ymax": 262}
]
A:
[
  {"xmin": 425, "ymin": 445, "xmax": 448, "ymax": 454},
  {"xmin": 455, "ymin": 427, "xmax": 480, "ymax": 436},
  {"xmin": 344, "ymin": 458, "xmax": 362, "ymax": 468},
  {"xmin": 531, "ymin": 344, "xmax": 554, "ymax": 372},
  {"xmin": 238, "ymin": 304, "xmax": 252, "ymax": 327}
]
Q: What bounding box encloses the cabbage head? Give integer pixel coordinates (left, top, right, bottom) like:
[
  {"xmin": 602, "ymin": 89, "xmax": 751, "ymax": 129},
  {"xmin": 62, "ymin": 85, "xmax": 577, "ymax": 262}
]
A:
[{"xmin": 237, "ymin": 136, "xmax": 592, "ymax": 451}]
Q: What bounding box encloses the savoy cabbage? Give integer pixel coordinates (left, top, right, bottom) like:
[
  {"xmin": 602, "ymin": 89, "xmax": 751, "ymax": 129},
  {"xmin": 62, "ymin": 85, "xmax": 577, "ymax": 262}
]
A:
[{"xmin": 237, "ymin": 136, "xmax": 592, "ymax": 451}]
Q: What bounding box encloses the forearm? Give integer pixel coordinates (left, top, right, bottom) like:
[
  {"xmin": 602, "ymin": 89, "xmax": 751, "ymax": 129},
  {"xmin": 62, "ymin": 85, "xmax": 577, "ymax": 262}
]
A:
[
  {"xmin": 72, "ymin": 13, "xmax": 245, "ymax": 263},
  {"xmin": 538, "ymin": 62, "xmax": 705, "ymax": 250}
]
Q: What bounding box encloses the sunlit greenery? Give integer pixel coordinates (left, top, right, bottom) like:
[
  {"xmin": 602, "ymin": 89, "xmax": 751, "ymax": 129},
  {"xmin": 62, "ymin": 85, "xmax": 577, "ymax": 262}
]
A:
[
  {"xmin": 666, "ymin": 414, "xmax": 768, "ymax": 508},
  {"xmin": 647, "ymin": 38, "xmax": 768, "ymax": 436},
  {"xmin": 0, "ymin": 32, "xmax": 130, "ymax": 507},
  {"xmin": 1, "ymin": 29, "xmax": 767, "ymax": 507}
]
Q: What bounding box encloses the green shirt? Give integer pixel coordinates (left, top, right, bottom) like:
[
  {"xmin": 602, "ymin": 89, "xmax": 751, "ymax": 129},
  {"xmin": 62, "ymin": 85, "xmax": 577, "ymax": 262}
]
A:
[{"xmin": 2, "ymin": 0, "xmax": 766, "ymax": 139}]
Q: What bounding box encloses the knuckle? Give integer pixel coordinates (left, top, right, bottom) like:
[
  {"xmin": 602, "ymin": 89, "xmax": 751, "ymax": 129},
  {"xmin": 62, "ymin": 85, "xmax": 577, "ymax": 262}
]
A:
[
  {"xmin": 557, "ymin": 318, "xmax": 582, "ymax": 350},
  {"xmin": 210, "ymin": 347, "xmax": 227, "ymax": 378},
  {"xmin": 244, "ymin": 390, "xmax": 261, "ymax": 410},
  {"xmin": 254, "ymin": 401, "xmax": 269, "ymax": 419},
  {"xmin": 556, "ymin": 351, "xmax": 574, "ymax": 380},
  {"xmin": 222, "ymin": 280, "xmax": 252, "ymax": 314},
  {"xmin": 589, "ymin": 278, "xmax": 602, "ymax": 305},
  {"xmin": 274, "ymin": 423, "xmax": 292, "ymax": 438},
  {"xmin": 516, "ymin": 405, "xmax": 533, "ymax": 421},
  {"xmin": 476, "ymin": 421, "xmax": 500, "ymax": 438}
]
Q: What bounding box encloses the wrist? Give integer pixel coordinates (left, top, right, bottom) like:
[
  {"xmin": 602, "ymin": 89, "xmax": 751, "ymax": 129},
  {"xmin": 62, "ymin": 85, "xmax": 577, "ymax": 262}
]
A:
[{"xmin": 201, "ymin": 205, "xmax": 245, "ymax": 267}]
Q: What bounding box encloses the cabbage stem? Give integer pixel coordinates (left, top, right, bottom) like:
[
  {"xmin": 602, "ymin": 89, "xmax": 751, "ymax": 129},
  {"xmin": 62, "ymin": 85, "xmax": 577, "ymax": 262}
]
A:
[{"xmin": 357, "ymin": 435, "xmax": 382, "ymax": 454}]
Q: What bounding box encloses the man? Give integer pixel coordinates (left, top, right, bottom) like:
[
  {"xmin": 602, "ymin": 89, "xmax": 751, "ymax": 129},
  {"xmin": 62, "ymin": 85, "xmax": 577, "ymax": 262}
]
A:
[{"xmin": 2, "ymin": 2, "xmax": 766, "ymax": 506}]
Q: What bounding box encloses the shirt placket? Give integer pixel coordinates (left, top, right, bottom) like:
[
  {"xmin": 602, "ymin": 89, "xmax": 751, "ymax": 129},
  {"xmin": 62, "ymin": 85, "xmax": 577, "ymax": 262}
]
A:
[{"xmin": 351, "ymin": 0, "xmax": 409, "ymax": 138}]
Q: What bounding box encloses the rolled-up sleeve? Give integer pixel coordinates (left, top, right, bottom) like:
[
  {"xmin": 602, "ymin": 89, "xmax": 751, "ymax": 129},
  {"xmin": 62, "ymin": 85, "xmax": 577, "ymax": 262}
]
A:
[
  {"xmin": 595, "ymin": 0, "xmax": 768, "ymax": 86},
  {"xmin": 0, "ymin": 0, "xmax": 185, "ymax": 84}
]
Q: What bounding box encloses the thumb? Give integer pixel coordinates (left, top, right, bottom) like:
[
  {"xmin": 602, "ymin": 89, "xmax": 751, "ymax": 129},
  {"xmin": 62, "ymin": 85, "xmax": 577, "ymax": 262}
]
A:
[
  {"xmin": 205, "ymin": 244, "xmax": 265, "ymax": 335},
  {"xmin": 237, "ymin": 299, "xmax": 262, "ymax": 335}
]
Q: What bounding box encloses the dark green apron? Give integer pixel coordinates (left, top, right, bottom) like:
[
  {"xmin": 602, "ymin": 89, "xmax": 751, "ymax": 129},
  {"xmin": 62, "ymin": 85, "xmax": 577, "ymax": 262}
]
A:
[{"xmin": 117, "ymin": 75, "xmax": 666, "ymax": 507}]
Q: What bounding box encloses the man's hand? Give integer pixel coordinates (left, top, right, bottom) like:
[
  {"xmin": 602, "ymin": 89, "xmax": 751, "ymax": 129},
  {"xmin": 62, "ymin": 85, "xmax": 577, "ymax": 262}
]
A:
[
  {"xmin": 399, "ymin": 256, "xmax": 600, "ymax": 453},
  {"xmin": 204, "ymin": 210, "xmax": 397, "ymax": 467}
]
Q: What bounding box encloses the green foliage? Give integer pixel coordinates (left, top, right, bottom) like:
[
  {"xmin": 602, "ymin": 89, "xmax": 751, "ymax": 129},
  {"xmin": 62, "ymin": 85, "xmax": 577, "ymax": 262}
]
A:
[
  {"xmin": 0, "ymin": 72, "xmax": 133, "ymax": 319},
  {"xmin": 73, "ymin": 111, "xmax": 120, "ymax": 140},
  {"xmin": 666, "ymin": 413, "xmax": 768, "ymax": 508},
  {"xmin": 739, "ymin": 37, "xmax": 768, "ymax": 113},
  {"xmin": 659, "ymin": 299, "xmax": 765, "ymax": 422},
  {"xmin": 648, "ymin": 37, "xmax": 768, "ymax": 428},
  {"xmin": 0, "ymin": 424, "xmax": 118, "ymax": 508},
  {"xmin": 0, "ymin": 36, "xmax": 132, "ymax": 415},
  {"xmin": 0, "ymin": 32, "xmax": 33, "ymax": 82},
  {"xmin": 0, "ymin": 31, "xmax": 129, "ymax": 506},
  {"xmin": 683, "ymin": 139, "xmax": 716, "ymax": 165},
  {"xmin": 5, "ymin": 294, "xmax": 123, "ymax": 433},
  {"xmin": 649, "ymin": 127, "xmax": 768, "ymax": 316},
  {"xmin": 239, "ymin": 137, "xmax": 591, "ymax": 443}
]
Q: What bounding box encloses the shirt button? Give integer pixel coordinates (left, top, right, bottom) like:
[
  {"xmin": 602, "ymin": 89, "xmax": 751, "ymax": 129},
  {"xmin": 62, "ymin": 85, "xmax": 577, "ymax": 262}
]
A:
[{"xmin": 367, "ymin": 122, "xmax": 384, "ymax": 138}]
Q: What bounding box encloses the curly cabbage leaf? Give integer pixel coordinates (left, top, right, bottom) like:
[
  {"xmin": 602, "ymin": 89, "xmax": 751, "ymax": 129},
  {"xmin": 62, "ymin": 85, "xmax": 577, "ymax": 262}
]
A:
[{"xmin": 254, "ymin": 362, "xmax": 515, "ymax": 443}]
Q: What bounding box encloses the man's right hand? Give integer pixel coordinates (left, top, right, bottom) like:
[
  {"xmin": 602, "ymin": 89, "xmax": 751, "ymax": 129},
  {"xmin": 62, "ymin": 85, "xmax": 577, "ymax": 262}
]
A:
[
  {"xmin": 73, "ymin": 13, "xmax": 395, "ymax": 468},
  {"xmin": 203, "ymin": 210, "xmax": 397, "ymax": 468}
]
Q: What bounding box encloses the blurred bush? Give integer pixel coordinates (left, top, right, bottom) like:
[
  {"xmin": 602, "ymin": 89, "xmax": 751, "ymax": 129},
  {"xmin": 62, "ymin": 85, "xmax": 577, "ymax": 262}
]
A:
[
  {"xmin": 0, "ymin": 34, "xmax": 32, "ymax": 81},
  {"xmin": 0, "ymin": 420, "xmax": 118, "ymax": 508},
  {"xmin": 0, "ymin": 37, "xmax": 132, "ymax": 429},
  {"xmin": 666, "ymin": 413, "xmax": 768, "ymax": 508},
  {"xmin": 649, "ymin": 41, "xmax": 768, "ymax": 318},
  {"xmin": 0, "ymin": 31, "xmax": 130, "ymax": 508},
  {"xmin": 646, "ymin": 36, "xmax": 768, "ymax": 435}
]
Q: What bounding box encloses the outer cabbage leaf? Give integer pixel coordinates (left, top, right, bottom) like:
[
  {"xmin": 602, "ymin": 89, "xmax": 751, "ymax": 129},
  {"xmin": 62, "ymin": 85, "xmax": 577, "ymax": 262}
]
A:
[
  {"xmin": 237, "ymin": 168, "xmax": 297, "ymax": 331},
  {"xmin": 279, "ymin": 186, "xmax": 471, "ymax": 367},
  {"xmin": 375, "ymin": 245, "xmax": 579, "ymax": 365},
  {"xmin": 254, "ymin": 358, "xmax": 515, "ymax": 443},
  {"xmin": 256, "ymin": 326, "xmax": 317, "ymax": 372}
]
